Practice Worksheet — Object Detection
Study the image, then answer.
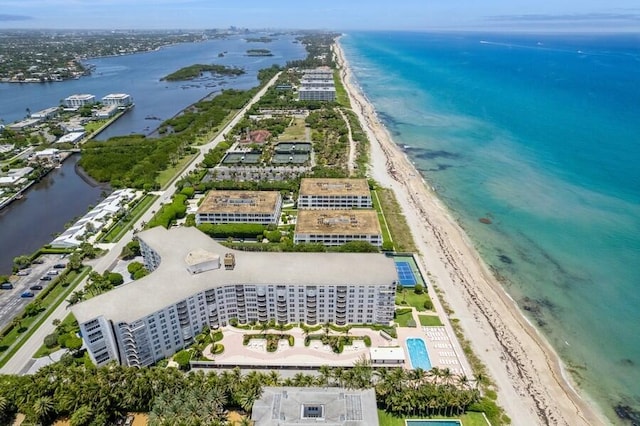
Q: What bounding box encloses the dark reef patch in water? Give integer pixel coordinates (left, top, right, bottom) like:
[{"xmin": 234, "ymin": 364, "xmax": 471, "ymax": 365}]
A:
[
  {"xmin": 423, "ymin": 163, "xmax": 453, "ymax": 172},
  {"xmin": 614, "ymin": 404, "xmax": 640, "ymax": 425},
  {"xmin": 407, "ymin": 147, "xmax": 462, "ymax": 161},
  {"xmin": 498, "ymin": 254, "xmax": 512, "ymax": 264}
]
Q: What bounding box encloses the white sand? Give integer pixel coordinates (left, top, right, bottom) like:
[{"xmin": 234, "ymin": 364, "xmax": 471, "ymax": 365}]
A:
[{"xmin": 334, "ymin": 39, "xmax": 605, "ymax": 426}]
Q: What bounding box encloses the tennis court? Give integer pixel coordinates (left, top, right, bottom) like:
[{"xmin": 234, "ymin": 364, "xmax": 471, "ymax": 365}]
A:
[{"xmin": 396, "ymin": 261, "xmax": 417, "ymax": 286}]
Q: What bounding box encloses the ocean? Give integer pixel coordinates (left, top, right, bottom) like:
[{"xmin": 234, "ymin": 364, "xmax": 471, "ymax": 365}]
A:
[{"xmin": 341, "ymin": 31, "xmax": 640, "ymax": 423}]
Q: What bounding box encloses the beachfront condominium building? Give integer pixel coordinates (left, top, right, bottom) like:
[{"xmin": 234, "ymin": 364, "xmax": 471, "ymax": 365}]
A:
[
  {"xmin": 301, "ymin": 67, "xmax": 334, "ymax": 81},
  {"xmin": 294, "ymin": 210, "xmax": 383, "ymax": 247},
  {"xmin": 102, "ymin": 93, "xmax": 133, "ymax": 107},
  {"xmin": 298, "ymin": 67, "xmax": 336, "ymax": 102},
  {"xmin": 298, "ymin": 87, "xmax": 336, "ymax": 102},
  {"xmin": 298, "ymin": 178, "xmax": 372, "ymax": 209},
  {"xmin": 71, "ymin": 227, "xmax": 397, "ymax": 367},
  {"xmin": 63, "ymin": 94, "xmax": 96, "ymax": 109},
  {"xmin": 195, "ymin": 190, "xmax": 283, "ymax": 225}
]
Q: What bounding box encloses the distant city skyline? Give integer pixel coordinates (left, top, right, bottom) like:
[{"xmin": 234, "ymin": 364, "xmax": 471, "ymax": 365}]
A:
[{"xmin": 1, "ymin": 0, "xmax": 639, "ymax": 32}]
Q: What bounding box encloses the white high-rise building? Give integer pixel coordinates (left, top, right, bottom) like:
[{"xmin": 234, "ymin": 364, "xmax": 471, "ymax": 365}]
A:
[{"xmin": 72, "ymin": 227, "xmax": 397, "ymax": 367}]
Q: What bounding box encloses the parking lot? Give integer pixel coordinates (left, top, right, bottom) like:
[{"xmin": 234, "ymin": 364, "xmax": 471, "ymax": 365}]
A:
[{"xmin": 0, "ymin": 254, "xmax": 67, "ymax": 330}]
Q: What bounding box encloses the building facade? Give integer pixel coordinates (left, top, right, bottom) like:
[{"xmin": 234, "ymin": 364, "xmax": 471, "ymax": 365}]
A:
[
  {"xmin": 298, "ymin": 178, "xmax": 372, "ymax": 209},
  {"xmin": 64, "ymin": 94, "xmax": 96, "ymax": 109},
  {"xmin": 102, "ymin": 93, "xmax": 133, "ymax": 107},
  {"xmin": 298, "ymin": 67, "xmax": 336, "ymax": 102},
  {"xmin": 294, "ymin": 210, "xmax": 383, "ymax": 247},
  {"xmin": 72, "ymin": 227, "xmax": 396, "ymax": 367},
  {"xmin": 195, "ymin": 190, "xmax": 283, "ymax": 225}
]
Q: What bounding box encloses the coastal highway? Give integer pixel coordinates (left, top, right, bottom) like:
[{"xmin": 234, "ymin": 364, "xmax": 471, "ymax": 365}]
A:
[{"xmin": 0, "ymin": 72, "xmax": 282, "ymax": 375}]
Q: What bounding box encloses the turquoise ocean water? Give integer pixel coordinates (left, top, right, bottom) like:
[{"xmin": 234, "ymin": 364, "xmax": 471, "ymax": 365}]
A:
[{"xmin": 341, "ymin": 32, "xmax": 640, "ymax": 422}]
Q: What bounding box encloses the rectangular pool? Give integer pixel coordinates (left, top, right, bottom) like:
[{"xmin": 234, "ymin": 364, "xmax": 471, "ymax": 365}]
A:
[
  {"xmin": 405, "ymin": 421, "xmax": 462, "ymax": 426},
  {"xmin": 406, "ymin": 337, "xmax": 432, "ymax": 370}
]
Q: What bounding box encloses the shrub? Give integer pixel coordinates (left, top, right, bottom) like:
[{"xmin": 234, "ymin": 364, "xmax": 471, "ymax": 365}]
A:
[
  {"xmin": 288, "ymin": 335, "xmax": 294, "ymax": 346},
  {"xmin": 414, "ymin": 284, "xmax": 424, "ymax": 294},
  {"xmin": 423, "ymin": 299, "xmax": 434, "ymax": 310},
  {"xmin": 44, "ymin": 333, "xmax": 59, "ymax": 348},
  {"xmin": 213, "ymin": 343, "xmax": 225, "ymax": 354},
  {"xmin": 363, "ymin": 336, "xmax": 372, "ymax": 347},
  {"xmin": 212, "ymin": 331, "xmax": 223, "ymax": 342},
  {"xmin": 173, "ymin": 350, "xmax": 192, "ymax": 371}
]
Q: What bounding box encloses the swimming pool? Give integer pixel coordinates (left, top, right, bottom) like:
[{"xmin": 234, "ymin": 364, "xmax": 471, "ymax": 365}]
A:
[
  {"xmin": 405, "ymin": 420, "xmax": 462, "ymax": 426},
  {"xmin": 405, "ymin": 337, "xmax": 432, "ymax": 370}
]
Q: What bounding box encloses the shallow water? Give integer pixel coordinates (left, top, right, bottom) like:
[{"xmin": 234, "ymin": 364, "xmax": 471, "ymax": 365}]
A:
[{"xmin": 342, "ymin": 31, "xmax": 640, "ymax": 423}]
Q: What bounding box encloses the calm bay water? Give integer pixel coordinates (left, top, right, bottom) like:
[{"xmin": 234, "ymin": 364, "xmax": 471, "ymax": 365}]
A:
[
  {"xmin": 0, "ymin": 34, "xmax": 305, "ymax": 274},
  {"xmin": 341, "ymin": 31, "xmax": 640, "ymax": 423}
]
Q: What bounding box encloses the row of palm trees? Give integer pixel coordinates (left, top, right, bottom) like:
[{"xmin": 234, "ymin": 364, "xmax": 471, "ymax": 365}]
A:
[{"xmin": 0, "ymin": 355, "xmax": 481, "ymax": 425}]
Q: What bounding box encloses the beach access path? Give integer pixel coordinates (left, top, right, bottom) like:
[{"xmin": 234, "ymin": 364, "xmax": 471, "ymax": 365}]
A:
[{"xmin": 334, "ymin": 40, "xmax": 605, "ymax": 426}]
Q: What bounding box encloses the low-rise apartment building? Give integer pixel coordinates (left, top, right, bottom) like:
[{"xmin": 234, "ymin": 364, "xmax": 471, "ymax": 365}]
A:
[
  {"xmin": 298, "ymin": 178, "xmax": 372, "ymax": 209},
  {"xmin": 102, "ymin": 93, "xmax": 133, "ymax": 107},
  {"xmin": 64, "ymin": 94, "xmax": 96, "ymax": 109},
  {"xmin": 294, "ymin": 210, "xmax": 383, "ymax": 247},
  {"xmin": 195, "ymin": 190, "xmax": 283, "ymax": 225},
  {"xmin": 71, "ymin": 227, "xmax": 397, "ymax": 367}
]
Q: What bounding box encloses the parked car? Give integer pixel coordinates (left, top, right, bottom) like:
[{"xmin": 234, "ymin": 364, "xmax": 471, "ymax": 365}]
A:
[
  {"xmin": 20, "ymin": 291, "xmax": 34, "ymax": 298},
  {"xmin": 1, "ymin": 283, "xmax": 14, "ymax": 290},
  {"xmin": 17, "ymin": 268, "xmax": 32, "ymax": 276},
  {"xmin": 53, "ymin": 263, "xmax": 66, "ymax": 269},
  {"xmin": 29, "ymin": 285, "xmax": 43, "ymax": 290},
  {"xmin": 32, "ymin": 259, "xmax": 44, "ymax": 264},
  {"xmin": 40, "ymin": 276, "xmax": 52, "ymax": 281},
  {"xmin": 46, "ymin": 270, "xmax": 59, "ymax": 276}
]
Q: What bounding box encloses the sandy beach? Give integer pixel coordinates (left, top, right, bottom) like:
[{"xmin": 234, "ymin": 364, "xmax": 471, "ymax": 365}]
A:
[{"xmin": 334, "ymin": 39, "xmax": 605, "ymax": 426}]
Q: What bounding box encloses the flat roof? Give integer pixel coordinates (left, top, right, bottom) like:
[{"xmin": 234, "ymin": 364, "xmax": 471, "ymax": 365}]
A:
[
  {"xmin": 71, "ymin": 227, "xmax": 396, "ymax": 324},
  {"xmin": 300, "ymin": 178, "xmax": 370, "ymax": 197},
  {"xmin": 197, "ymin": 190, "xmax": 281, "ymax": 215},
  {"xmin": 65, "ymin": 94, "xmax": 95, "ymax": 100},
  {"xmin": 295, "ymin": 210, "xmax": 381, "ymax": 235},
  {"xmin": 251, "ymin": 387, "xmax": 379, "ymax": 426},
  {"xmin": 370, "ymin": 346, "xmax": 406, "ymax": 361}
]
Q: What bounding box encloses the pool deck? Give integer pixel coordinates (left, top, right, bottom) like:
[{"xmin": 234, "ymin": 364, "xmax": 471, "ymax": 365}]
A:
[
  {"xmin": 203, "ymin": 326, "xmax": 398, "ymax": 368},
  {"xmin": 396, "ymin": 311, "xmax": 469, "ymax": 376}
]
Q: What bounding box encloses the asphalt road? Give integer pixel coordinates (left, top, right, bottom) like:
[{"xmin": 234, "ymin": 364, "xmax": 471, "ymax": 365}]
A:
[{"xmin": 0, "ymin": 72, "xmax": 281, "ymax": 375}]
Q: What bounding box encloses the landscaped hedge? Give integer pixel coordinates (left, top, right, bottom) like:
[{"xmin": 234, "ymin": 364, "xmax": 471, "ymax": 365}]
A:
[{"xmin": 198, "ymin": 223, "xmax": 267, "ymax": 239}]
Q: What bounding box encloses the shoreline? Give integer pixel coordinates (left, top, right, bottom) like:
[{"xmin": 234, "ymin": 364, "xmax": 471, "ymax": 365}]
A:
[{"xmin": 334, "ymin": 38, "xmax": 606, "ymax": 425}]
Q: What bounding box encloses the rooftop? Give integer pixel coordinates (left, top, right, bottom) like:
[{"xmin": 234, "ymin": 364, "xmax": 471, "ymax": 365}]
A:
[
  {"xmin": 251, "ymin": 387, "xmax": 379, "ymax": 426},
  {"xmin": 295, "ymin": 210, "xmax": 382, "ymax": 235},
  {"xmin": 197, "ymin": 190, "xmax": 281, "ymax": 215},
  {"xmin": 71, "ymin": 227, "xmax": 397, "ymax": 324},
  {"xmin": 299, "ymin": 178, "xmax": 370, "ymax": 197}
]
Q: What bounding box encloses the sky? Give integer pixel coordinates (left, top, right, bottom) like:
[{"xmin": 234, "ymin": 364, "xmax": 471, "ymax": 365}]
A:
[{"xmin": 1, "ymin": 0, "xmax": 639, "ymax": 32}]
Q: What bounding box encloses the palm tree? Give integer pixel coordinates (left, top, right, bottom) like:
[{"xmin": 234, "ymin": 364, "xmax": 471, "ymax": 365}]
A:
[
  {"xmin": 69, "ymin": 405, "xmax": 93, "ymax": 426},
  {"xmin": 32, "ymin": 395, "xmax": 54, "ymax": 423}
]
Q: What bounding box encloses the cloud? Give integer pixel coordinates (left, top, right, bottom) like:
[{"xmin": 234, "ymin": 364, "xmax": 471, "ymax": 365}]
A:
[
  {"xmin": 485, "ymin": 12, "xmax": 640, "ymax": 23},
  {"xmin": 0, "ymin": 14, "xmax": 33, "ymax": 21}
]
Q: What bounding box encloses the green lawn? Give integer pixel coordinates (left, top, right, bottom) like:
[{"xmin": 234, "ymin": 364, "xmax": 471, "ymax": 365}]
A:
[
  {"xmin": 378, "ymin": 409, "xmax": 489, "ymax": 426},
  {"xmin": 278, "ymin": 117, "xmax": 307, "ymax": 140},
  {"xmin": 396, "ymin": 290, "xmax": 430, "ymax": 312},
  {"xmin": 334, "ymin": 70, "xmax": 351, "ymax": 107},
  {"xmin": 395, "ymin": 309, "xmax": 415, "ymax": 327},
  {"xmin": 371, "ymin": 190, "xmax": 394, "ymax": 248},
  {"xmin": 157, "ymin": 154, "xmax": 197, "ymax": 189},
  {"xmin": 419, "ymin": 315, "xmax": 443, "ymax": 327},
  {"xmin": 373, "ymin": 188, "xmax": 418, "ymax": 252}
]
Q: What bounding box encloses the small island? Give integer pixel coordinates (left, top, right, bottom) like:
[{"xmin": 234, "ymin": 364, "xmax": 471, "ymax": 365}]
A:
[
  {"xmin": 246, "ymin": 49, "xmax": 274, "ymax": 57},
  {"xmin": 161, "ymin": 64, "xmax": 245, "ymax": 81},
  {"xmin": 246, "ymin": 36, "xmax": 274, "ymax": 43}
]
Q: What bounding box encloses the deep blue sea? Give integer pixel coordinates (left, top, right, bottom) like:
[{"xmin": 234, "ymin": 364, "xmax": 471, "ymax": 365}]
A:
[{"xmin": 341, "ymin": 31, "xmax": 640, "ymax": 422}]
